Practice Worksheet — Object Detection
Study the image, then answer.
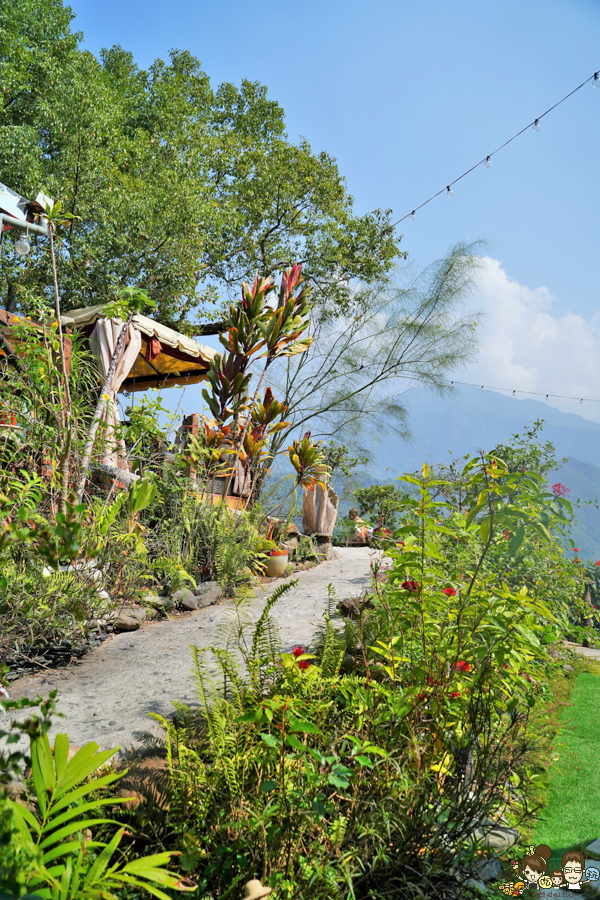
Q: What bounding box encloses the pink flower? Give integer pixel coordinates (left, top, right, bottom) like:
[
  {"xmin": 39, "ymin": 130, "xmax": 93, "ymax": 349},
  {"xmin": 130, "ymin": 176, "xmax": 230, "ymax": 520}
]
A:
[
  {"xmin": 552, "ymin": 483, "xmax": 570, "ymax": 497},
  {"xmin": 443, "ymin": 587, "xmax": 456, "ymax": 597},
  {"xmin": 292, "ymin": 645, "xmax": 310, "ymax": 671},
  {"xmin": 401, "ymin": 580, "xmax": 419, "ymax": 592}
]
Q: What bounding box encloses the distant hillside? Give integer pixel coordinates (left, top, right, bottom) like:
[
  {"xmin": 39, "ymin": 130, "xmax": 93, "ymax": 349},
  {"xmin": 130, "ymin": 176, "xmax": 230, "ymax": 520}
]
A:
[{"xmin": 345, "ymin": 385, "xmax": 600, "ymax": 561}]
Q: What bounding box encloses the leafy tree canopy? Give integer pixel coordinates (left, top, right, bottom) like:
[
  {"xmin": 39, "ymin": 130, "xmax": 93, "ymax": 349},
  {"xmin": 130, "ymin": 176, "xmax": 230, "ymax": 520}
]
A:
[{"xmin": 0, "ymin": 0, "xmax": 403, "ymax": 332}]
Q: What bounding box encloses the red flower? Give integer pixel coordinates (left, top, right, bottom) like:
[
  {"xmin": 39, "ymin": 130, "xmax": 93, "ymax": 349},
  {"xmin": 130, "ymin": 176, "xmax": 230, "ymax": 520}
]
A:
[
  {"xmin": 448, "ymin": 691, "xmax": 460, "ymax": 699},
  {"xmin": 552, "ymin": 482, "xmax": 570, "ymax": 497},
  {"xmin": 455, "ymin": 660, "xmax": 472, "ymax": 673},
  {"xmin": 401, "ymin": 580, "xmax": 419, "ymax": 592},
  {"xmin": 572, "ymin": 548, "xmax": 579, "ymax": 552},
  {"xmin": 443, "ymin": 587, "xmax": 456, "ymax": 596},
  {"xmin": 427, "ymin": 675, "xmax": 438, "ymax": 686},
  {"xmin": 575, "ymin": 558, "xmax": 581, "ymax": 562},
  {"xmin": 595, "ymin": 561, "xmax": 600, "ymax": 566},
  {"xmin": 503, "ymin": 530, "xmax": 510, "ymax": 540},
  {"xmin": 292, "ymin": 645, "xmax": 310, "ymax": 671},
  {"xmin": 397, "ymin": 540, "xmax": 405, "ymax": 548}
]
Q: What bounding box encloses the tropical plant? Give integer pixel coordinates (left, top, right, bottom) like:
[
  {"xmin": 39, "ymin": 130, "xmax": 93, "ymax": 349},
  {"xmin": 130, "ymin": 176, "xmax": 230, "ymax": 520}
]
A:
[{"xmin": 5, "ymin": 729, "xmax": 195, "ymax": 899}]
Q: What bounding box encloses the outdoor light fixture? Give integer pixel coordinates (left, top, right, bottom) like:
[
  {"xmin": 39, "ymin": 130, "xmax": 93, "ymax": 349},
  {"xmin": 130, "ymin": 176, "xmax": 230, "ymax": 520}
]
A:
[
  {"xmin": 14, "ymin": 232, "xmax": 31, "ymax": 256},
  {"xmin": 484, "ymin": 156, "xmax": 491, "ymax": 168},
  {"xmin": 594, "ymin": 72, "xmax": 600, "ymax": 88},
  {"xmin": 446, "ymin": 186, "xmax": 453, "ymax": 198},
  {"xmin": 409, "ymin": 210, "xmax": 416, "ymax": 221},
  {"xmin": 532, "ymin": 119, "xmax": 540, "ymax": 132}
]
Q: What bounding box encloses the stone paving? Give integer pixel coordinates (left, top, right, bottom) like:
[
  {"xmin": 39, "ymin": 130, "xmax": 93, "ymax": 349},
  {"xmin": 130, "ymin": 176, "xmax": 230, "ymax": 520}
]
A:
[{"xmin": 5, "ymin": 547, "xmax": 377, "ymax": 757}]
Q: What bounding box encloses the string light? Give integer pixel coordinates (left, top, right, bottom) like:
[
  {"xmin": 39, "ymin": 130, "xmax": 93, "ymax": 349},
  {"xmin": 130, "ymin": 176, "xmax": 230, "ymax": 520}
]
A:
[
  {"xmin": 395, "ymin": 68, "xmax": 600, "ymax": 226},
  {"xmin": 411, "ymin": 376, "xmax": 600, "ymax": 405}
]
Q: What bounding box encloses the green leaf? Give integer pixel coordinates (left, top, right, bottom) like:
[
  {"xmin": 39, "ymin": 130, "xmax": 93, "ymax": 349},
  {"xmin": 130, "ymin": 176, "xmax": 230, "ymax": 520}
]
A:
[
  {"xmin": 284, "ymin": 735, "xmax": 306, "ymax": 752},
  {"xmin": 508, "ymin": 526, "xmax": 525, "ymax": 555},
  {"xmin": 288, "ymin": 718, "xmax": 320, "ymax": 734},
  {"xmin": 260, "ymin": 780, "xmax": 277, "ymax": 793},
  {"xmin": 259, "ymin": 733, "xmax": 280, "ymax": 748}
]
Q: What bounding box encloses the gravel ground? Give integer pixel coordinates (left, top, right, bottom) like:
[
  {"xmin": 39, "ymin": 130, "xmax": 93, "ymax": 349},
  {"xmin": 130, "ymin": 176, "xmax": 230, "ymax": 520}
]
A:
[{"xmin": 4, "ymin": 547, "xmax": 377, "ymax": 757}]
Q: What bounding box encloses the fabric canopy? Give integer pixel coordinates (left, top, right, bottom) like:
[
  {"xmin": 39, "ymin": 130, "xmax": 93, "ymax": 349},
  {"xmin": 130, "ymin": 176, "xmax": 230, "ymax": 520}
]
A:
[
  {"xmin": 89, "ymin": 318, "xmax": 142, "ymax": 468},
  {"xmin": 68, "ymin": 304, "xmax": 216, "ymax": 391}
]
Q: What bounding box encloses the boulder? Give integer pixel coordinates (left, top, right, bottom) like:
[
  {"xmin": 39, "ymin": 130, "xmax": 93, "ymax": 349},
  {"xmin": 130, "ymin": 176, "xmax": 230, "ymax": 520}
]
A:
[
  {"xmin": 114, "ymin": 604, "xmax": 146, "ymax": 632},
  {"xmin": 171, "ymin": 589, "xmax": 197, "ymax": 610},
  {"xmin": 114, "ymin": 615, "xmax": 141, "ymax": 632},
  {"xmin": 145, "ymin": 595, "xmax": 175, "ymax": 612},
  {"xmin": 180, "ymin": 593, "xmax": 199, "ymax": 611},
  {"xmin": 194, "ymin": 582, "xmax": 222, "ymax": 606},
  {"xmin": 564, "ymin": 663, "xmax": 574, "ymax": 672}
]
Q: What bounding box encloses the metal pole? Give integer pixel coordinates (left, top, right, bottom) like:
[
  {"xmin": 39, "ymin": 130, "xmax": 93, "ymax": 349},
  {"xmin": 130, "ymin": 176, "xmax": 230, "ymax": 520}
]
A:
[{"xmin": 0, "ymin": 212, "xmax": 48, "ymax": 236}]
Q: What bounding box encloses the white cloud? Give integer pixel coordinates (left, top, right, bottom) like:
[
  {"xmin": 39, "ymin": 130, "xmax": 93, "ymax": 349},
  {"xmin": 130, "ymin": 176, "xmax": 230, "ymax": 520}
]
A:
[{"xmin": 463, "ymin": 257, "xmax": 600, "ymax": 422}]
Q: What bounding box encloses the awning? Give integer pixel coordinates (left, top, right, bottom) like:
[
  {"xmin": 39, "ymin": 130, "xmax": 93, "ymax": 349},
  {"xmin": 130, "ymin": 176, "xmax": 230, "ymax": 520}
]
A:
[{"xmin": 68, "ymin": 304, "xmax": 217, "ymax": 391}]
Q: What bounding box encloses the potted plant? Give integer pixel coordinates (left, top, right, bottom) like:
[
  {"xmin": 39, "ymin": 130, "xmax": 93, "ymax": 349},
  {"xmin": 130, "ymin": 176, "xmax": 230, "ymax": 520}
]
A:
[
  {"xmin": 263, "ymin": 518, "xmax": 289, "ymax": 578},
  {"xmin": 0, "ymin": 405, "xmax": 22, "ymax": 439}
]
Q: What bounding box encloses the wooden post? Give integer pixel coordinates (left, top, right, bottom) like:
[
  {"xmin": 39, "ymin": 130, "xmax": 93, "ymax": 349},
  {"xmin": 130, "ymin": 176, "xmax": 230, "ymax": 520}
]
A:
[{"xmin": 182, "ymin": 413, "xmax": 200, "ymax": 485}]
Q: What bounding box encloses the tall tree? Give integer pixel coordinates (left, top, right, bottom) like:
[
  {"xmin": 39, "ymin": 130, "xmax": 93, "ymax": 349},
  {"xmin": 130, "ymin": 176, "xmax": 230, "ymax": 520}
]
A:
[{"xmin": 0, "ymin": 0, "xmax": 402, "ymax": 331}]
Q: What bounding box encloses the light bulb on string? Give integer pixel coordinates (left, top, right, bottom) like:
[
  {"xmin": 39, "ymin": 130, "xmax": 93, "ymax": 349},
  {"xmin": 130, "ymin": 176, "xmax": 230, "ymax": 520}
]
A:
[
  {"xmin": 484, "ymin": 156, "xmax": 491, "ymax": 168},
  {"xmin": 532, "ymin": 119, "xmax": 540, "ymax": 132},
  {"xmin": 409, "ymin": 210, "xmax": 416, "ymax": 221},
  {"xmin": 594, "ymin": 72, "xmax": 600, "ymax": 88},
  {"xmin": 15, "ymin": 232, "xmax": 31, "ymax": 257},
  {"xmin": 446, "ymin": 186, "xmax": 453, "ymax": 198}
]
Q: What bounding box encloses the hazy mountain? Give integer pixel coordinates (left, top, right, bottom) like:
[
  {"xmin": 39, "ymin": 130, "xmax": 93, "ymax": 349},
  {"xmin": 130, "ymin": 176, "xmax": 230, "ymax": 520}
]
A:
[{"xmin": 355, "ymin": 385, "xmax": 600, "ymax": 562}]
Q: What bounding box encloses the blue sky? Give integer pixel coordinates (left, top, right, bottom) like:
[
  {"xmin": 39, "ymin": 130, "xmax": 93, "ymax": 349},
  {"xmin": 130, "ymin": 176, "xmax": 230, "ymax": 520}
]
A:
[{"xmin": 69, "ymin": 0, "xmax": 600, "ymax": 423}]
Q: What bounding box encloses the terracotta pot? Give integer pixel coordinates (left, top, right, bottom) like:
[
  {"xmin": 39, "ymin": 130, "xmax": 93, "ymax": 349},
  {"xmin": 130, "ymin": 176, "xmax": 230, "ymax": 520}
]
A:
[{"xmin": 264, "ymin": 549, "xmax": 289, "ymax": 578}]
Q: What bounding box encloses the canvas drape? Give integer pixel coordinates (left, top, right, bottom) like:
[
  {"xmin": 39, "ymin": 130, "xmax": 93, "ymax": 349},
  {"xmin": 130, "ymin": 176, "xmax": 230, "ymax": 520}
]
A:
[{"xmin": 89, "ymin": 318, "xmax": 142, "ymax": 468}]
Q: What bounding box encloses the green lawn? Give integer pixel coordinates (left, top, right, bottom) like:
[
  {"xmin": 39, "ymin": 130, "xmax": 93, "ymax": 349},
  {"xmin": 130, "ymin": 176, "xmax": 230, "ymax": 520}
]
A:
[{"xmin": 533, "ymin": 671, "xmax": 600, "ymax": 869}]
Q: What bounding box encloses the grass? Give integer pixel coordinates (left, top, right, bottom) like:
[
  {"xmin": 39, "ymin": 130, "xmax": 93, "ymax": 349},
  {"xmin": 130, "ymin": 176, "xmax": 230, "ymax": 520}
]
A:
[{"xmin": 530, "ymin": 655, "xmax": 600, "ymax": 874}]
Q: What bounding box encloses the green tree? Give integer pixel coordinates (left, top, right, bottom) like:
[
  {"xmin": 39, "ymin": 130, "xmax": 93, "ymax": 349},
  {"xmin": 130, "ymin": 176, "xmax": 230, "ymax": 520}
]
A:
[{"xmin": 1, "ymin": 0, "xmax": 402, "ymax": 331}]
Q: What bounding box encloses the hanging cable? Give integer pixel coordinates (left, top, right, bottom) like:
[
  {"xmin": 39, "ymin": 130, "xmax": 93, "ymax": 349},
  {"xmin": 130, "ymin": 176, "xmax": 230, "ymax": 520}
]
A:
[{"xmin": 394, "ymin": 69, "xmax": 600, "ymax": 226}]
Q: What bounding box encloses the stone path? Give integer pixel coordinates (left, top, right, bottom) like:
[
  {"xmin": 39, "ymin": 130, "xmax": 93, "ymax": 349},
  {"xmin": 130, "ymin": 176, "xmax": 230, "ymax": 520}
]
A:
[{"xmin": 5, "ymin": 547, "xmax": 376, "ymax": 757}]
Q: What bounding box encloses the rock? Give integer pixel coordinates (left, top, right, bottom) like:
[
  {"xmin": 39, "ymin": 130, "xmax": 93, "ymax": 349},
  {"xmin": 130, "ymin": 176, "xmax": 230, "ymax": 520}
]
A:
[
  {"xmin": 180, "ymin": 593, "xmax": 199, "ymax": 611},
  {"xmin": 171, "ymin": 589, "xmax": 197, "ymax": 610},
  {"xmin": 194, "ymin": 582, "xmax": 222, "ymax": 605},
  {"xmin": 145, "ymin": 608, "xmax": 158, "ymax": 620},
  {"xmin": 587, "ymin": 839, "xmax": 600, "ymax": 855},
  {"xmin": 114, "ymin": 604, "xmax": 146, "ymax": 632},
  {"xmin": 474, "ymin": 857, "xmax": 501, "ymax": 882},
  {"xmin": 336, "ymin": 595, "xmax": 374, "ymax": 619},
  {"xmin": 283, "ymin": 536, "xmax": 299, "ymax": 552},
  {"xmin": 473, "ymin": 823, "xmax": 519, "ymax": 853},
  {"xmin": 564, "ymin": 663, "xmax": 574, "ymax": 672},
  {"xmin": 114, "ymin": 615, "xmax": 141, "ymax": 632},
  {"xmin": 466, "ymin": 878, "xmax": 487, "ymax": 894},
  {"xmin": 96, "ymin": 590, "xmax": 111, "ymax": 602},
  {"xmin": 145, "ymin": 595, "xmax": 175, "ymax": 612}
]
